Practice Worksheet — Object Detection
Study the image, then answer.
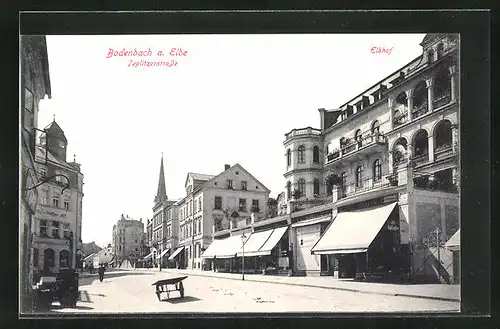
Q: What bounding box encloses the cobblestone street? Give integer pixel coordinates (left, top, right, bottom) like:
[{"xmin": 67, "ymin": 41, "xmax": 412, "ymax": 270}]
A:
[{"xmin": 50, "ymin": 270, "xmax": 460, "ymax": 313}]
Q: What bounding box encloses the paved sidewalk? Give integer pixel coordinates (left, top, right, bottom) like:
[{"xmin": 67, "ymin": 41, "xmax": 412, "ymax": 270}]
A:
[{"xmin": 129, "ymin": 267, "xmax": 460, "ymax": 302}]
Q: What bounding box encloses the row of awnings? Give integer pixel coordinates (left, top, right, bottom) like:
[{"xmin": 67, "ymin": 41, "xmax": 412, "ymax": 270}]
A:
[{"xmin": 201, "ymin": 226, "xmax": 288, "ymax": 259}]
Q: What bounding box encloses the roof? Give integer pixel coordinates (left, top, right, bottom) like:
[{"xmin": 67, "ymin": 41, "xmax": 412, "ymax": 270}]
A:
[
  {"xmin": 189, "ymin": 173, "xmax": 215, "ymax": 181},
  {"xmin": 420, "ymin": 33, "xmax": 447, "ymax": 47},
  {"xmin": 35, "ymin": 145, "xmax": 74, "ymax": 170},
  {"xmin": 204, "ymin": 163, "xmax": 271, "ymax": 193},
  {"xmin": 43, "ymin": 120, "xmax": 67, "ymax": 142},
  {"xmin": 154, "ymin": 155, "xmax": 168, "ymax": 203}
]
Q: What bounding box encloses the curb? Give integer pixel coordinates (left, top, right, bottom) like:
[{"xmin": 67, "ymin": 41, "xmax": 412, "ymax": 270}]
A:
[{"xmin": 160, "ymin": 270, "xmax": 460, "ymax": 303}]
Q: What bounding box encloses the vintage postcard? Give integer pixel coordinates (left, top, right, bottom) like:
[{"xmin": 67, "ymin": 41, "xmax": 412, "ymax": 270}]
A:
[{"xmin": 20, "ymin": 25, "xmax": 462, "ymax": 314}]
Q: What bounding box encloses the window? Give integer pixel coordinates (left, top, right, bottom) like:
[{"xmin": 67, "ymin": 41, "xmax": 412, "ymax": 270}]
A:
[
  {"xmin": 313, "ymin": 146, "xmax": 320, "ymax": 163},
  {"xmin": 63, "ymin": 223, "xmax": 70, "ymax": 239},
  {"xmin": 371, "ymin": 120, "xmax": 380, "ymax": 134},
  {"xmin": 287, "ymin": 182, "xmax": 292, "ymax": 200},
  {"xmin": 40, "ymin": 168, "xmax": 46, "ymax": 178},
  {"xmin": 40, "ymin": 190, "xmax": 48, "ymax": 205},
  {"xmin": 214, "ymin": 196, "xmax": 222, "ymax": 210},
  {"xmin": 64, "ymin": 201, "xmax": 69, "ymax": 210},
  {"xmin": 44, "ymin": 248, "xmax": 55, "ymax": 268},
  {"xmin": 373, "ymin": 159, "xmax": 382, "ymax": 182},
  {"xmin": 313, "ymin": 179, "xmax": 320, "ymax": 196},
  {"xmin": 198, "ymin": 220, "xmax": 201, "ymax": 233},
  {"xmin": 298, "ymin": 145, "xmax": 306, "ymax": 163},
  {"xmin": 226, "ymin": 179, "xmax": 233, "ymax": 189},
  {"xmin": 241, "ymin": 181, "xmax": 247, "ymax": 190},
  {"xmin": 246, "ymin": 217, "xmax": 252, "ymax": 225},
  {"xmin": 287, "ymin": 149, "xmax": 291, "ymax": 166},
  {"xmin": 51, "ymin": 221, "xmax": 60, "ymax": 238},
  {"xmin": 39, "ymin": 220, "xmax": 48, "ymax": 236},
  {"xmin": 52, "ymin": 197, "xmax": 59, "ymax": 208},
  {"xmin": 239, "ymin": 198, "xmax": 247, "ymax": 212},
  {"xmin": 23, "ymin": 88, "xmax": 34, "ymax": 130},
  {"xmin": 252, "ymin": 199, "xmax": 259, "ymax": 208},
  {"xmin": 198, "ymin": 198, "xmax": 202, "ymax": 211},
  {"xmin": 59, "ymin": 250, "xmax": 69, "ymax": 268},
  {"xmin": 298, "ymin": 179, "xmax": 306, "ymax": 196},
  {"xmin": 341, "ymin": 172, "xmax": 347, "ymax": 185},
  {"xmin": 356, "ymin": 166, "xmax": 364, "ymax": 188}
]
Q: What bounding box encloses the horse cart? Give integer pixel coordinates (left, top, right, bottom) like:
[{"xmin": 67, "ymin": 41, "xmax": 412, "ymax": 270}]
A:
[{"xmin": 152, "ymin": 276, "xmax": 188, "ymax": 301}]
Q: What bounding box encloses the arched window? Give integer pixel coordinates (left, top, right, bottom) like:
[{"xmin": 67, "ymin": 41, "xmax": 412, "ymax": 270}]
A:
[
  {"xmin": 298, "ymin": 145, "xmax": 306, "ymax": 163},
  {"xmin": 354, "ymin": 129, "xmax": 362, "ymax": 141},
  {"xmin": 428, "ymin": 49, "xmax": 435, "ymax": 63},
  {"xmin": 313, "ymin": 179, "xmax": 320, "ymax": 196},
  {"xmin": 434, "ymin": 68, "xmax": 452, "ymax": 99},
  {"xmin": 355, "ymin": 166, "xmax": 364, "ymax": 188},
  {"xmin": 373, "ymin": 159, "xmax": 382, "ymax": 182},
  {"xmin": 286, "ymin": 181, "xmax": 292, "ymax": 200},
  {"xmin": 313, "ymin": 146, "xmax": 319, "ymax": 163},
  {"xmin": 298, "ymin": 179, "xmax": 306, "ymax": 196},
  {"xmin": 371, "ymin": 120, "xmax": 380, "ymax": 134},
  {"xmin": 326, "ymin": 176, "xmax": 333, "ymax": 196},
  {"xmin": 59, "ymin": 250, "xmax": 70, "ymax": 268},
  {"xmin": 413, "ymin": 130, "xmax": 429, "ymax": 157},
  {"xmin": 340, "ymin": 137, "xmax": 346, "ymax": 148},
  {"xmin": 44, "ymin": 248, "xmax": 55, "ymax": 268},
  {"xmin": 286, "ymin": 149, "xmax": 291, "ymax": 166},
  {"xmin": 435, "ymin": 120, "xmax": 453, "ymax": 150}
]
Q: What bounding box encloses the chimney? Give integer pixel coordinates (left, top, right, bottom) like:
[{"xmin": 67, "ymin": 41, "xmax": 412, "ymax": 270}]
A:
[
  {"xmin": 318, "ymin": 108, "xmax": 325, "ymax": 130},
  {"xmin": 224, "ymin": 164, "xmax": 230, "ymax": 171}
]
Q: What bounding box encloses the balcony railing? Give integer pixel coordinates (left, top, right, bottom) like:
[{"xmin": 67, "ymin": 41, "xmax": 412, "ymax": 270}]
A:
[
  {"xmin": 412, "ymin": 102, "xmax": 428, "ymax": 119},
  {"xmin": 433, "ymin": 93, "xmax": 452, "ymax": 109},
  {"xmin": 338, "ymin": 174, "xmax": 394, "ymax": 199},
  {"xmin": 434, "ymin": 145, "xmax": 454, "ymax": 161},
  {"xmin": 410, "ymin": 153, "xmax": 430, "ymax": 167},
  {"xmin": 285, "ymin": 127, "xmax": 322, "ymax": 139},
  {"xmin": 393, "ymin": 112, "xmax": 408, "ymax": 127},
  {"xmin": 326, "ymin": 133, "xmax": 388, "ymax": 165}
]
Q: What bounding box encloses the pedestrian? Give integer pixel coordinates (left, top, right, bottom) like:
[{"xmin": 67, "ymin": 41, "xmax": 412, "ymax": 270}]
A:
[{"xmin": 98, "ymin": 264, "xmax": 105, "ymax": 282}]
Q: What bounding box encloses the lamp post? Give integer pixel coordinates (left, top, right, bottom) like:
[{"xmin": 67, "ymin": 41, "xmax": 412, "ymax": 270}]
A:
[{"xmin": 241, "ymin": 233, "xmax": 247, "ymax": 281}]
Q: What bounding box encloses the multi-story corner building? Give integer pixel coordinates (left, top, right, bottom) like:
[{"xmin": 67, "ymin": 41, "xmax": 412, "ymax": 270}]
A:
[
  {"xmin": 282, "ymin": 34, "xmax": 459, "ymax": 283},
  {"xmin": 174, "ymin": 164, "xmax": 271, "ymax": 270},
  {"xmin": 112, "ymin": 215, "xmax": 145, "ymax": 267},
  {"xmin": 33, "ymin": 120, "xmax": 84, "ymax": 274},
  {"xmin": 20, "ymin": 35, "xmax": 51, "ymax": 310},
  {"xmin": 149, "ymin": 155, "xmax": 179, "ymax": 267}
]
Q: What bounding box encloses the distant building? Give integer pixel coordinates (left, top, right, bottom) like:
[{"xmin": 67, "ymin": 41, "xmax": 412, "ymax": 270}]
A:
[
  {"xmin": 33, "ymin": 119, "xmax": 84, "ymax": 273},
  {"xmin": 112, "ymin": 215, "xmax": 145, "ymax": 267},
  {"xmin": 81, "ymin": 241, "xmax": 102, "ymax": 258},
  {"xmin": 175, "ymin": 164, "xmax": 271, "ymax": 270}
]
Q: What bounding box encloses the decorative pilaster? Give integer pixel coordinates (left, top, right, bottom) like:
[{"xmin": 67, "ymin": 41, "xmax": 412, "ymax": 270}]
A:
[
  {"xmin": 388, "ymin": 97, "xmax": 395, "ymax": 130},
  {"xmin": 426, "ymin": 78, "xmax": 435, "ymax": 112},
  {"xmin": 448, "ymin": 65, "xmax": 457, "ymax": 102},
  {"xmin": 451, "ymin": 124, "xmax": 459, "ymax": 154},
  {"xmin": 406, "ymin": 88, "xmax": 414, "ymax": 122},
  {"xmin": 428, "ymin": 135, "xmax": 435, "ymax": 162}
]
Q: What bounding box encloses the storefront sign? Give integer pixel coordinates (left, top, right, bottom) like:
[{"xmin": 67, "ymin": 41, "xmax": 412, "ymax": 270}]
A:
[{"xmin": 38, "ymin": 206, "xmax": 68, "ymax": 219}]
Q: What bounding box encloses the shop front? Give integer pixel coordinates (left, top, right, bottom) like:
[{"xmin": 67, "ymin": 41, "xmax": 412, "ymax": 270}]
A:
[
  {"xmin": 311, "ymin": 201, "xmax": 410, "ymax": 282},
  {"xmin": 168, "ymin": 246, "xmax": 185, "ymax": 269}
]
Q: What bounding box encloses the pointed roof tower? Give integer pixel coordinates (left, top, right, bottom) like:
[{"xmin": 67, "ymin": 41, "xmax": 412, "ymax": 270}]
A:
[{"xmin": 154, "ymin": 154, "xmax": 168, "ymax": 204}]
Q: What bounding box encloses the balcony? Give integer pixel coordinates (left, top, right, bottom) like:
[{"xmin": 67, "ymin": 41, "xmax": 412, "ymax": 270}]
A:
[
  {"xmin": 325, "ymin": 133, "xmax": 388, "ymax": 166},
  {"xmin": 340, "ymin": 175, "xmax": 394, "ymax": 199},
  {"xmin": 433, "ymin": 93, "xmax": 452, "ymax": 109},
  {"xmin": 410, "ymin": 153, "xmax": 430, "ymax": 167},
  {"xmin": 434, "ymin": 145, "xmax": 455, "ymax": 161},
  {"xmin": 285, "ymin": 127, "xmax": 321, "ymax": 140},
  {"xmin": 412, "ymin": 102, "xmax": 428, "ymax": 119},
  {"xmin": 393, "ymin": 112, "xmax": 408, "ymax": 128}
]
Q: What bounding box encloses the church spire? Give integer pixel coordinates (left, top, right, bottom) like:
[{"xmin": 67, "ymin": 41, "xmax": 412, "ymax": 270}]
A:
[{"xmin": 154, "ymin": 154, "xmax": 168, "ymax": 203}]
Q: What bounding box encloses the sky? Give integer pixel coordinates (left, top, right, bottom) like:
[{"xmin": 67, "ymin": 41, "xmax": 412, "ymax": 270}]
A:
[{"xmin": 38, "ymin": 33, "xmax": 425, "ymax": 247}]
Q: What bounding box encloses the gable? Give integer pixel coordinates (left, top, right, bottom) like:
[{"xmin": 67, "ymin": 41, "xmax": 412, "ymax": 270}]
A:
[{"xmin": 205, "ymin": 164, "xmax": 270, "ymax": 193}]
